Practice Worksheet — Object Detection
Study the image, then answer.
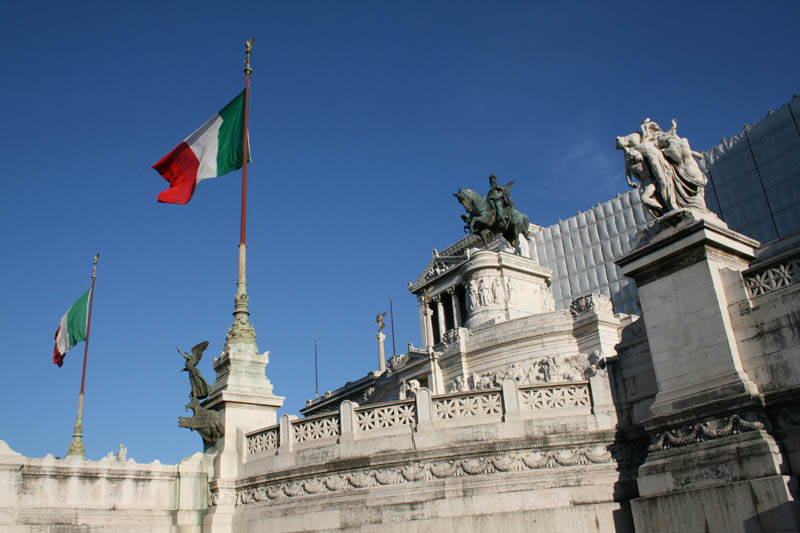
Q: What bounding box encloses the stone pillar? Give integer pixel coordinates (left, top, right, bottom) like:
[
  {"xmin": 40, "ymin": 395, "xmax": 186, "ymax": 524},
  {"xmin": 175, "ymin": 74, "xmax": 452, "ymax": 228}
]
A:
[
  {"xmin": 428, "ymin": 353, "xmax": 444, "ymax": 394},
  {"xmin": 417, "ymin": 296, "xmax": 429, "ymax": 350},
  {"xmin": 448, "ymin": 286, "xmax": 461, "ymax": 328},
  {"xmin": 203, "ymin": 292, "xmax": 284, "ymax": 532},
  {"xmin": 415, "ymin": 388, "xmax": 433, "ymax": 429},
  {"xmin": 501, "ymin": 378, "xmax": 520, "ymax": 421},
  {"xmin": 278, "ymin": 414, "xmax": 294, "ymax": 453},
  {"xmin": 434, "ymin": 295, "xmax": 446, "ymax": 342},
  {"xmin": 617, "ymin": 215, "xmax": 759, "ymax": 416},
  {"xmin": 376, "ymin": 332, "xmax": 386, "ymax": 373},
  {"xmin": 339, "ymin": 400, "xmax": 357, "ymax": 443},
  {"xmin": 423, "ymin": 299, "xmax": 435, "ymax": 351},
  {"xmin": 617, "ymin": 213, "xmax": 799, "ymax": 532},
  {"xmin": 570, "ymin": 294, "xmax": 623, "ymax": 363}
]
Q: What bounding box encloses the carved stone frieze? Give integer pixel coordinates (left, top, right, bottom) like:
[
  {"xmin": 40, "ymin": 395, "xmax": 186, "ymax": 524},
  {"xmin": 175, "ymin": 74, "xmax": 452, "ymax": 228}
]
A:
[
  {"xmin": 234, "ymin": 444, "xmax": 614, "ymax": 506},
  {"xmin": 448, "ymin": 353, "xmax": 605, "ymax": 392},
  {"xmin": 209, "ymin": 487, "xmax": 236, "ymax": 508},
  {"xmin": 648, "ymin": 413, "xmax": 768, "ymax": 451}
]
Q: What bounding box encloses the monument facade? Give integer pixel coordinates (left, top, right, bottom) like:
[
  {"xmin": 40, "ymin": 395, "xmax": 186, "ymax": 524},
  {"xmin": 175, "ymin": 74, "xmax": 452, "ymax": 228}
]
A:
[{"xmin": 2, "ymin": 106, "xmax": 800, "ymax": 531}]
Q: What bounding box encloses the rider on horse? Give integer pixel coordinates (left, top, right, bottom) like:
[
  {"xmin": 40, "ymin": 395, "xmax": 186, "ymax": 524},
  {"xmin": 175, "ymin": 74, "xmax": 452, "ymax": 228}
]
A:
[{"xmin": 487, "ymin": 173, "xmax": 515, "ymax": 228}]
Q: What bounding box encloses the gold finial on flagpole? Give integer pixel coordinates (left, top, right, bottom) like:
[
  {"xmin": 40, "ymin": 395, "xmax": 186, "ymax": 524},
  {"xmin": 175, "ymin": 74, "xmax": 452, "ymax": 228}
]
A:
[{"xmin": 244, "ymin": 38, "xmax": 255, "ymax": 75}]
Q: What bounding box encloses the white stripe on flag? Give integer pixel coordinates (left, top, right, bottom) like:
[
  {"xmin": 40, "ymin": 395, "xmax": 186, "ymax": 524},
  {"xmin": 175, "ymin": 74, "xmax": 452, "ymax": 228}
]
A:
[{"xmin": 185, "ymin": 113, "xmax": 223, "ymax": 183}]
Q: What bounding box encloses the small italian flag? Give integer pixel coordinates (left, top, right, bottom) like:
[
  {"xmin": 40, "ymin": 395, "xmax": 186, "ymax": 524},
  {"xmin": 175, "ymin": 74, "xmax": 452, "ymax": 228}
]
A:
[
  {"xmin": 152, "ymin": 90, "xmax": 250, "ymax": 204},
  {"xmin": 53, "ymin": 289, "xmax": 91, "ymax": 367}
]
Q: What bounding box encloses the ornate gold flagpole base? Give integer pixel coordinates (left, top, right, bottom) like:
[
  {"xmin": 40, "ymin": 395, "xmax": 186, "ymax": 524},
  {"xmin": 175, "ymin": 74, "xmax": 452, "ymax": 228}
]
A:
[{"xmin": 66, "ymin": 392, "xmax": 86, "ymax": 458}]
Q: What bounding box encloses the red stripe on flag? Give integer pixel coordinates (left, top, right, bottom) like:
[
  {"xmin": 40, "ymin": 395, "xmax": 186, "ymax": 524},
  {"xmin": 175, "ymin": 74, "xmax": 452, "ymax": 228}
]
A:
[
  {"xmin": 152, "ymin": 142, "xmax": 201, "ymax": 204},
  {"xmin": 53, "ymin": 325, "xmax": 65, "ymax": 367}
]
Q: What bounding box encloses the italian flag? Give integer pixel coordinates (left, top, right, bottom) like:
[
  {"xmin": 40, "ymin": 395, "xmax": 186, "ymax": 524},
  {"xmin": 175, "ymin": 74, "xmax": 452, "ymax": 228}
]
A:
[
  {"xmin": 152, "ymin": 90, "xmax": 250, "ymax": 204},
  {"xmin": 53, "ymin": 289, "xmax": 91, "ymax": 367}
]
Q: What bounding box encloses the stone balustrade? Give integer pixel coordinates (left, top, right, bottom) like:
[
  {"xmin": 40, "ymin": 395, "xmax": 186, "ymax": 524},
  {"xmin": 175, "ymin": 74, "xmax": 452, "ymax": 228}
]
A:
[
  {"xmin": 245, "ymin": 378, "xmax": 600, "ymax": 460},
  {"xmin": 742, "ymin": 249, "xmax": 800, "ymax": 298}
]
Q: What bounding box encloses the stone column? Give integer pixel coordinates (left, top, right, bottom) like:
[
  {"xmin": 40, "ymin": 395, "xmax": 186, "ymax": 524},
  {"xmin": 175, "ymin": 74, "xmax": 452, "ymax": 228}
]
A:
[
  {"xmin": 448, "ymin": 286, "xmax": 461, "ymax": 328},
  {"xmin": 376, "ymin": 332, "xmax": 386, "ymax": 373},
  {"xmin": 417, "ymin": 296, "xmax": 428, "ymax": 350},
  {"xmin": 434, "ymin": 295, "xmax": 446, "ymax": 342},
  {"xmin": 423, "ymin": 299, "xmax": 435, "ymax": 352}
]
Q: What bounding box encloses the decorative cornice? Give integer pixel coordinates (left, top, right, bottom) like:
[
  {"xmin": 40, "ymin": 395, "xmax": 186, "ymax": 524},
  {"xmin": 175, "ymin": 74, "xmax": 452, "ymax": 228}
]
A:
[
  {"xmin": 233, "ymin": 444, "xmax": 615, "ymax": 506},
  {"xmin": 625, "ymin": 244, "xmax": 707, "ymax": 286}
]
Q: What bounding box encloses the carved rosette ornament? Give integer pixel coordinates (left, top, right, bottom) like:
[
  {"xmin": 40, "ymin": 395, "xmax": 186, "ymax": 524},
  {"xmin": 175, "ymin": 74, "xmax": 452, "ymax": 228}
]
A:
[{"xmin": 226, "ymin": 293, "xmax": 257, "ymax": 344}]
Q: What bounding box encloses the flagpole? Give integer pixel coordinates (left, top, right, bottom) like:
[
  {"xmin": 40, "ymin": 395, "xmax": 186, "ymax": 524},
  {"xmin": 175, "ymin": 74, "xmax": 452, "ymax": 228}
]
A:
[
  {"xmin": 66, "ymin": 253, "xmax": 99, "ymax": 459},
  {"xmin": 389, "ymin": 295, "xmax": 397, "ymax": 357},
  {"xmin": 314, "ymin": 338, "xmax": 319, "ymax": 399},
  {"xmin": 238, "ymin": 38, "xmax": 253, "ymax": 295},
  {"xmin": 228, "ymin": 38, "xmax": 258, "ymax": 346}
]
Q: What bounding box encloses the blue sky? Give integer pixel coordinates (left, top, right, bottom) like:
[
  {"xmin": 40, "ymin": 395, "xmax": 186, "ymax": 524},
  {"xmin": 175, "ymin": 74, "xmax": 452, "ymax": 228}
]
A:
[{"xmin": 1, "ymin": 1, "xmax": 798, "ymax": 464}]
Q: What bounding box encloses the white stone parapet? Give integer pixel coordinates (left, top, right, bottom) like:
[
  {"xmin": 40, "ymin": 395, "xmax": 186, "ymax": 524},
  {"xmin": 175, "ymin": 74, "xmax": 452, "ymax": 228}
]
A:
[
  {"xmin": 0, "ymin": 443, "xmax": 210, "ymax": 532},
  {"xmin": 244, "ymin": 378, "xmax": 602, "ymax": 463}
]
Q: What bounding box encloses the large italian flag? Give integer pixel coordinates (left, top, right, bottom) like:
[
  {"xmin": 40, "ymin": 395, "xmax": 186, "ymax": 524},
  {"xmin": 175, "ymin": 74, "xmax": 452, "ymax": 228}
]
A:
[
  {"xmin": 53, "ymin": 289, "xmax": 91, "ymax": 367},
  {"xmin": 152, "ymin": 90, "xmax": 250, "ymax": 204}
]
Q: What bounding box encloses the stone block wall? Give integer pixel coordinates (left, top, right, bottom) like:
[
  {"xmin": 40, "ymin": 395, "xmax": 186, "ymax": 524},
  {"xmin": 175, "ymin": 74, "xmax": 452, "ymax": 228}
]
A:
[{"xmin": 0, "ymin": 441, "xmax": 209, "ymax": 532}]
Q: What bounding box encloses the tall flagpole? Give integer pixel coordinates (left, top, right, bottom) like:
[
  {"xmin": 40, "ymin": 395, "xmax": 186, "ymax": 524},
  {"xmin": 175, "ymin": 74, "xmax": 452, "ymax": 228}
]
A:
[
  {"xmin": 389, "ymin": 295, "xmax": 397, "ymax": 357},
  {"xmin": 314, "ymin": 338, "xmax": 319, "ymax": 399},
  {"xmin": 66, "ymin": 253, "xmax": 99, "ymax": 459},
  {"xmin": 238, "ymin": 38, "xmax": 253, "ymax": 298},
  {"xmin": 228, "ymin": 38, "xmax": 258, "ymax": 346}
]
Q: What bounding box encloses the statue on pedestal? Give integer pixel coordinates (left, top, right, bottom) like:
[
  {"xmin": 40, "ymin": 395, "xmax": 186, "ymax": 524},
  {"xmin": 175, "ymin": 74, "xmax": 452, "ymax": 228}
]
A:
[
  {"xmin": 616, "ymin": 118, "xmax": 708, "ymax": 218},
  {"xmin": 454, "ymin": 173, "xmax": 531, "ymax": 255},
  {"xmin": 176, "ymin": 340, "xmax": 224, "ymax": 444},
  {"xmin": 179, "ymin": 341, "xmax": 210, "ymax": 400}
]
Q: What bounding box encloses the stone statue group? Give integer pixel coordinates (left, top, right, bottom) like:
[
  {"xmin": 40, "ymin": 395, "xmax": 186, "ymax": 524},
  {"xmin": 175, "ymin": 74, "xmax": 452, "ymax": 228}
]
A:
[
  {"xmin": 616, "ymin": 118, "xmax": 708, "ymax": 218},
  {"xmin": 455, "ymin": 117, "xmax": 709, "ymax": 255}
]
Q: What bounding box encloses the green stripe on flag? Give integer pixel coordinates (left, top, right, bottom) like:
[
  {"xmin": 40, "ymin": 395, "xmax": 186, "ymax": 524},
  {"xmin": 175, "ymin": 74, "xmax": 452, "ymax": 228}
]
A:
[
  {"xmin": 216, "ymin": 90, "xmax": 251, "ymax": 177},
  {"xmin": 66, "ymin": 289, "xmax": 91, "ymax": 346}
]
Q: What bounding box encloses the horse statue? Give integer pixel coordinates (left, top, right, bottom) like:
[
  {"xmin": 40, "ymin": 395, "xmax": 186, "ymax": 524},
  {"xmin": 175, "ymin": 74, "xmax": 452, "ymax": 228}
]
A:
[{"xmin": 454, "ymin": 189, "xmax": 530, "ymax": 255}]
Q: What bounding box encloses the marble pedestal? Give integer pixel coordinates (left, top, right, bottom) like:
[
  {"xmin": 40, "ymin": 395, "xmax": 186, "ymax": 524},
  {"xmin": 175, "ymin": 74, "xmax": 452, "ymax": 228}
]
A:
[
  {"xmin": 462, "ymin": 250, "xmax": 554, "ymax": 329},
  {"xmin": 618, "ymin": 211, "xmax": 800, "ymax": 531},
  {"xmin": 617, "ymin": 213, "xmax": 759, "ymax": 417},
  {"xmin": 203, "ymin": 339, "xmax": 284, "ymax": 532}
]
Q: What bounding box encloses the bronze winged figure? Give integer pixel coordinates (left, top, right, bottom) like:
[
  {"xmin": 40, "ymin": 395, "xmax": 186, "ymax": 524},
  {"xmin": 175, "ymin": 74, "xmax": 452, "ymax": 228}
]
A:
[{"xmin": 178, "ymin": 341, "xmax": 210, "ymax": 400}]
